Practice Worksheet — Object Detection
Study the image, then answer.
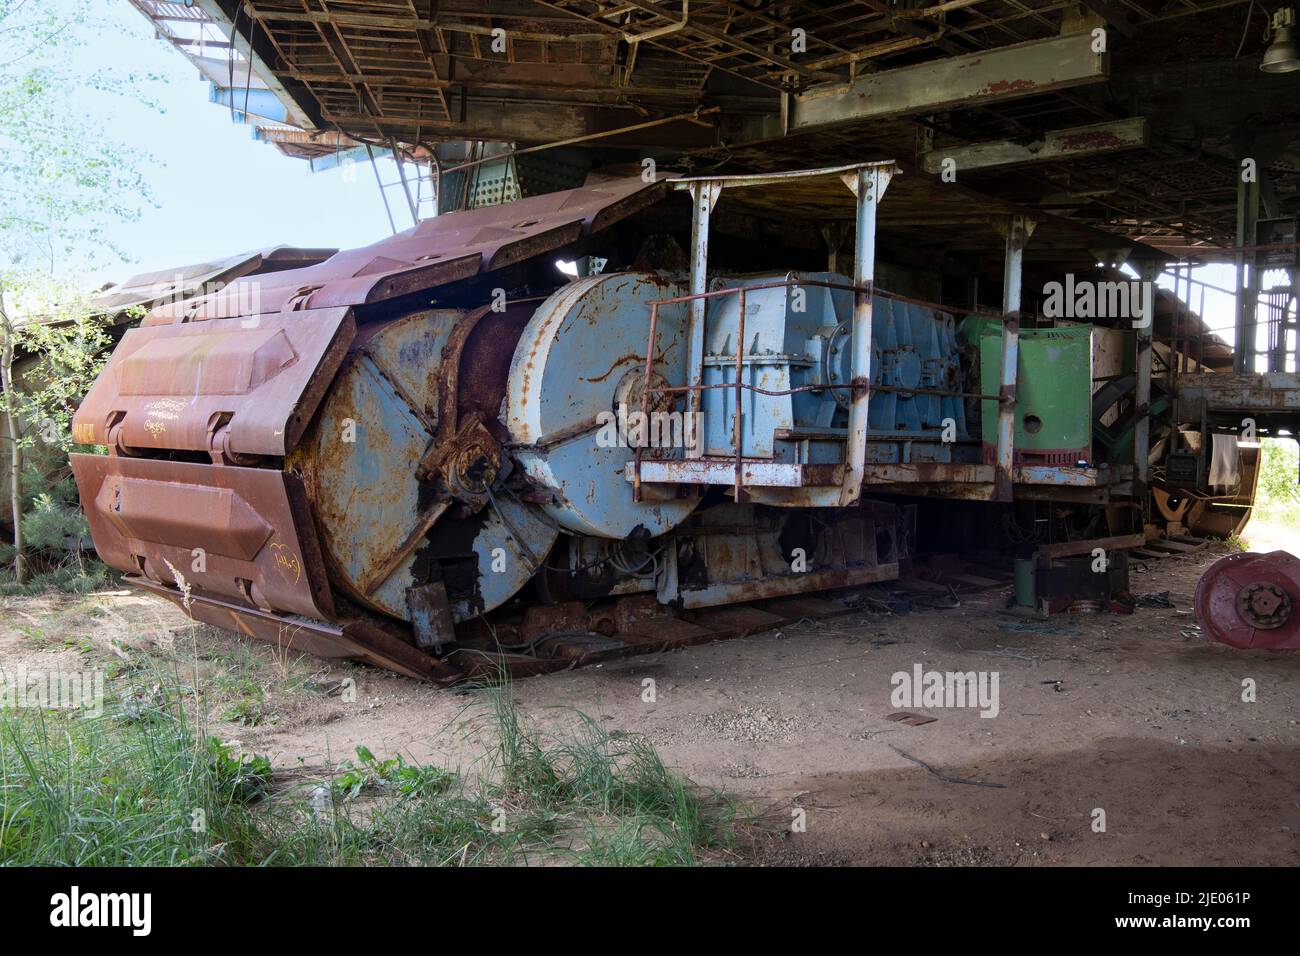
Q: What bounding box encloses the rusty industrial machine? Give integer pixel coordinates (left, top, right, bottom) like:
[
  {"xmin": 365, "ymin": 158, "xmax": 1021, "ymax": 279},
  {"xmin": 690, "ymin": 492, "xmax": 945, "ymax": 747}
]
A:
[{"xmin": 68, "ymin": 164, "xmax": 1291, "ymax": 680}]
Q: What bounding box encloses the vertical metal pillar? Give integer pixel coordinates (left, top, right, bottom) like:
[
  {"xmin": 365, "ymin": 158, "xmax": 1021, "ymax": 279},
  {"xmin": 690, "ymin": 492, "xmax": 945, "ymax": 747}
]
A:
[
  {"xmin": 1291, "ymin": 267, "xmax": 1299, "ymax": 373},
  {"xmin": 1234, "ymin": 166, "xmax": 1260, "ymax": 372},
  {"xmin": 365, "ymin": 143, "xmax": 398, "ymax": 235},
  {"xmin": 820, "ymin": 222, "xmax": 850, "ymax": 274},
  {"xmin": 388, "ymin": 138, "xmax": 420, "ymax": 225},
  {"xmin": 1134, "ymin": 259, "xmax": 1160, "ymax": 499},
  {"xmin": 995, "ymin": 215, "xmax": 1034, "ymax": 502},
  {"xmin": 685, "ymin": 181, "xmax": 719, "ymax": 460},
  {"xmin": 839, "ymin": 164, "xmax": 893, "ymax": 507}
]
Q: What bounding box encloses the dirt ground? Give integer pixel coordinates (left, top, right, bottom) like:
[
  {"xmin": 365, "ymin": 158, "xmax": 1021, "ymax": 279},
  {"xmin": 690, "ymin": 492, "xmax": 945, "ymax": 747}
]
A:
[{"xmin": 2, "ymin": 543, "xmax": 1297, "ymax": 866}]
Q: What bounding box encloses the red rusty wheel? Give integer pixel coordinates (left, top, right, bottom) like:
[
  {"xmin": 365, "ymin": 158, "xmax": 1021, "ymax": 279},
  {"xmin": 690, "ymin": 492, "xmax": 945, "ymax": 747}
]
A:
[{"xmin": 1194, "ymin": 550, "xmax": 1300, "ymax": 650}]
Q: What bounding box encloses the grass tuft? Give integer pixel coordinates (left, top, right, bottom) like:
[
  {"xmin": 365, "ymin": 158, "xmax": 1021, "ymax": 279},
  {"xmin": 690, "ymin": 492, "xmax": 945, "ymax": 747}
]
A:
[{"xmin": 0, "ymin": 671, "xmax": 741, "ymax": 866}]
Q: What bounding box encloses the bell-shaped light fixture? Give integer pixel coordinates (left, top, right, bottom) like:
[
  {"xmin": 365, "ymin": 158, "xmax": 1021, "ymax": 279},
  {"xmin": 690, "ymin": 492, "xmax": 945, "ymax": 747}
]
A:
[{"xmin": 1262, "ymin": 7, "xmax": 1300, "ymax": 73}]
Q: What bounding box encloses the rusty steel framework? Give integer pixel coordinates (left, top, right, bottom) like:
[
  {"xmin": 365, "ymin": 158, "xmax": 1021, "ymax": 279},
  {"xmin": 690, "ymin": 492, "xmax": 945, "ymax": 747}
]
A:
[
  {"xmin": 146, "ymin": 0, "xmax": 1300, "ymax": 258},
  {"xmin": 66, "ymin": 160, "xmax": 1162, "ymax": 678},
  {"xmin": 82, "ymin": 0, "xmax": 1300, "ymax": 676}
]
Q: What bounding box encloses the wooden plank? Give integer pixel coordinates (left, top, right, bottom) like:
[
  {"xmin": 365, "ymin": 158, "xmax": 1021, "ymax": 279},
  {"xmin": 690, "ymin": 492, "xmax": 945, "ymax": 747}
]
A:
[{"xmin": 1036, "ymin": 532, "xmax": 1146, "ymax": 559}]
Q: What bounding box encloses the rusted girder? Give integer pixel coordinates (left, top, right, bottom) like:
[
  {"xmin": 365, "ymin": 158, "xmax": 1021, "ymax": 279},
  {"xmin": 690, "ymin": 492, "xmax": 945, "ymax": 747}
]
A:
[
  {"xmin": 747, "ymin": 32, "xmax": 1109, "ymax": 137},
  {"xmin": 920, "ymin": 118, "xmax": 1149, "ymax": 174}
]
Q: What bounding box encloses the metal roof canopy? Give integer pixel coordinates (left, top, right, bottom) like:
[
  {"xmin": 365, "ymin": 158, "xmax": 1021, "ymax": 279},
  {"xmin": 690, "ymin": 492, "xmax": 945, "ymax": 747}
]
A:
[{"xmin": 130, "ymin": 2, "xmax": 1300, "ymax": 258}]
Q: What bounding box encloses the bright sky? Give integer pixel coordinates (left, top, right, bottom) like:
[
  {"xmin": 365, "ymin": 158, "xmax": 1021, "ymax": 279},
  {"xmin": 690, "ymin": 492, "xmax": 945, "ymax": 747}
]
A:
[{"xmin": 84, "ymin": 0, "xmax": 403, "ymax": 285}]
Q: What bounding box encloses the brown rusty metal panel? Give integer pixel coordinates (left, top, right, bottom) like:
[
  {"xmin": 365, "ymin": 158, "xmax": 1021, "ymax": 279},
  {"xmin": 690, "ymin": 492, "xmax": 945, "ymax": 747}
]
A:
[
  {"xmin": 148, "ymin": 176, "xmax": 667, "ymax": 322},
  {"xmin": 127, "ymin": 576, "xmax": 461, "ymax": 683},
  {"xmin": 864, "ymin": 462, "xmax": 995, "ymax": 484},
  {"xmin": 88, "ymin": 246, "xmax": 336, "ymax": 320},
  {"xmin": 71, "ymin": 454, "xmax": 334, "ymax": 621},
  {"xmin": 72, "ymin": 308, "xmax": 355, "ymax": 457},
  {"xmin": 1175, "ymin": 371, "xmax": 1300, "ymax": 415},
  {"xmin": 678, "ymin": 563, "xmax": 900, "ymax": 609}
]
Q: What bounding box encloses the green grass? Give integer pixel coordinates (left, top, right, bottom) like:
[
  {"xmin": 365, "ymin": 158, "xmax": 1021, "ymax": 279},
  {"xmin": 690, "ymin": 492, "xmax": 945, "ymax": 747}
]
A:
[{"xmin": 0, "ymin": 672, "xmax": 741, "ymax": 866}]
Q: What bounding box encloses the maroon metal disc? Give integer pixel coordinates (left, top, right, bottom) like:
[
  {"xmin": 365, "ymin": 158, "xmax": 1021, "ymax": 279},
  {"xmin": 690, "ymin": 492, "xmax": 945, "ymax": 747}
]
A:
[{"xmin": 1194, "ymin": 550, "xmax": 1300, "ymax": 650}]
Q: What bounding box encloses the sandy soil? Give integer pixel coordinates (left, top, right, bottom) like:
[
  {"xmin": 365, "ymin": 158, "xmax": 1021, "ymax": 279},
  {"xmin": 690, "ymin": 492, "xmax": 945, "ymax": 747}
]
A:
[{"xmin": 2, "ymin": 543, "xmax": 1297, "ymax": 866}]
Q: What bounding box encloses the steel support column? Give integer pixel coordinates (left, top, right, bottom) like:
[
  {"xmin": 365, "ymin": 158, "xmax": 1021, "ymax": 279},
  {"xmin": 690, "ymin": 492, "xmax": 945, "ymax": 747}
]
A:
[
  {"xmin": 1134, "ymin": 258, "xmax": 1160, "ymax": 498},
  {"xmin": 1235, "ymin": 165, "xmax": 1261, "ymax": 372},
  {"xmin": 839, "ymin": 165, "xmax": 893, "ymax": 506},
  {"xmin": 995, "ymin": 215, "xmax": 1035, "ymax": 502},
  {"xmin": 685, "ymin": 181, "xmax": 720, "ymax": 459}
]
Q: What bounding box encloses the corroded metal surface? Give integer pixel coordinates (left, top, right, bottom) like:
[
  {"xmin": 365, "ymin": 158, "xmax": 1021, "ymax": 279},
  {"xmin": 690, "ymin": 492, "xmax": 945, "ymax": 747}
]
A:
[
  {"xmin": 286, "ymin": 306, "xmax": 556, "ymax": 622},
  {"xmin": 128, "ymin": 575, "xmax": 463, "ymax": 683},
  {"xmin": 71, "ymin": 176, "xmax": 674, "ymax": 678},
  {"xmin": 1196, "ymin": 550, "xmax": 1300, "ymax": 651},
  {"xmin": 71, "ymin": 454, "xmax": 334, "ymax": 620},
  {"xmin": 146, "ymin": 176, "xmax": 667, "ymax": 322},
  {"xmin": 88, "ymin": 246, "xmax": 336, "ymax": 321},
  {"xmin": 67, "ymin": 164, "xmax": 1197, "ymax": 682},
  {"xmin": 1175, "ymin": 371, "xmax": 1300, "ymax": 414},
  {"xmin": 72, "ymin": 308, "xmax": 355, "ymax": 458},
  {"xmin": 287, "ymin": 310, "xmax": 461, "ymax": 616},
  {"xmin": 506, "ymin": 271, "xmax": 700, "ymax": 538}
]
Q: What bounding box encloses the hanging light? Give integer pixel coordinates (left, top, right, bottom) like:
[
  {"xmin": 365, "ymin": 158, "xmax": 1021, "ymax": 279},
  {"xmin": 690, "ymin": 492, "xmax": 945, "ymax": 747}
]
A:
[{"xmin": 1261, "ymin": 7, "xmax": 1300, "ymax": 73}]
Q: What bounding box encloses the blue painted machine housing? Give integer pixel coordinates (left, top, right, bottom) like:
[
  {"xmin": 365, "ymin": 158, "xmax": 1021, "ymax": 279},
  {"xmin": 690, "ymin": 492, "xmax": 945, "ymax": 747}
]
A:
[{"xmin": 700, "ymin": 272, "xmax": 971, "ymax": 466}]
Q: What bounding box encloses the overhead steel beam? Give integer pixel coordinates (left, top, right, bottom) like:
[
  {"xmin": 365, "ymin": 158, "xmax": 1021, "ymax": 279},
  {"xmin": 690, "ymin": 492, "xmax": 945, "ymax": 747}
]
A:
[
  {"xmin": 192, "ymin": 0, "xmax": 318, "ymax": 131},
  {"xmin": 760, "ymin": 33, "xmax": 1108, "ymax": 136},
  {"xmin": 327, "ymin": 100, "xmax": 723, "ymax": 148},
  {"xmin": 1075, "ymin": 0, "xmax": 1140, "ymax": 39},
  {"xmin": 920, "ymin": 117, "xmax": 1148, "ymax": 175}
]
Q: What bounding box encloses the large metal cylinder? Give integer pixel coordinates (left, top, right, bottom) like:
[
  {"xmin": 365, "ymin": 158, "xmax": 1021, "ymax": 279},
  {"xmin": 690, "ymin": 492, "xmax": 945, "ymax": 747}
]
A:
[{"xmin": 1195, "ymin": 550, "xmax": 1300, "ymax": 650}]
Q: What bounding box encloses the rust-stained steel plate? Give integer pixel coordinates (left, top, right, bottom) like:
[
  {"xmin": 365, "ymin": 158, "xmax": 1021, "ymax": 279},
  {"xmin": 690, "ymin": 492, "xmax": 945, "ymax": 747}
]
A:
[
  {"xmin": 71, "ymin": 454, "xmax": 334, "ymax": 621},
  {"xmin": 71, "ymin": 308, "xmax": 355, "ymax": 457},
  {"xmin": 147, "ymin": 176, "xmax": 667, "ymax": 322},
  {"xmin": 127, "ymin": 576, "xmax": 462, "ymax": 683}
]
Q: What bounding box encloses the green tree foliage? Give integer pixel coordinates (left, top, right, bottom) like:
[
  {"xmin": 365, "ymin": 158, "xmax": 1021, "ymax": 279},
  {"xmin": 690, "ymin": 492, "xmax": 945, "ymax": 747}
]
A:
[
  {"xmin": 1257, "ymin": 437, "xmax": 1300, "ymax": 507},
  {"xmin": 1, "ymin": 0, "xmax": 154, "ymax": 582},
  {"xmin": 1, "ymin": 0, "xmax": 154, "ymax": 275}
]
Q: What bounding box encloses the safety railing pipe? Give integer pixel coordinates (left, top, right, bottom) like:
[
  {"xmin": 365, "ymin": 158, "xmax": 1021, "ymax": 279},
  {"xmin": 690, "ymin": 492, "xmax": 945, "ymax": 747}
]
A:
[{"xmin": 634, "ymin": 300, "xmax": 661, "ymax": 501}]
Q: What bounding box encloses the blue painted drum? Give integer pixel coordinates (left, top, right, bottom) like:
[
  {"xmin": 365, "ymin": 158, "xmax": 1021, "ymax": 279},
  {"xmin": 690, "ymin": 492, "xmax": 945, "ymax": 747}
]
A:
[
  {"xmin": 506, "ymin": 272, "xmax": 703, "ymax": 539},
  {"xmin": 290, "ymin": 309, "xmax": 557, "ymax": 622}
]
